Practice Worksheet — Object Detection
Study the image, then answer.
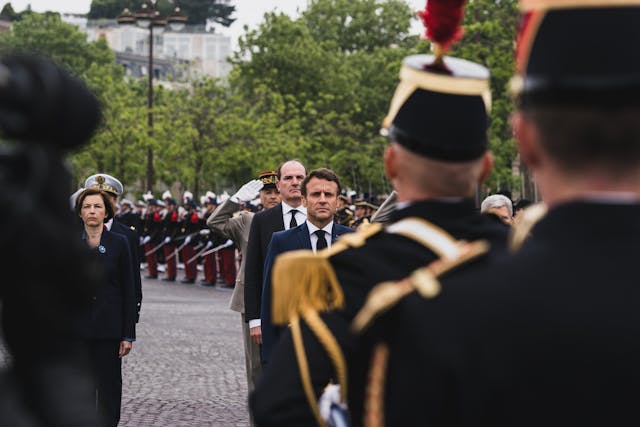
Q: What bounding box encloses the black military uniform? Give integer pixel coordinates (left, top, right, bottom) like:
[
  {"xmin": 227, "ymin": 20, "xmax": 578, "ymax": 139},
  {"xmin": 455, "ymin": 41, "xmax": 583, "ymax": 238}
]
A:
[
  {"xmin": 250, "ymin": 12, "xmax": 509, "ymax": 425},
  {"xmin": 180, "ymin": 199, "xmax": 201, "ymax": 283},
  {"xmin": 378, "ymin": 2, "xmax": 640, "ymax": 426},
  {"xmin": 161, "ymin": 198, "xmax": 181, "ymax": 281},
  {"xmin": 142, "ymin": 199, "xmax": 163, "ymax": 278},
  {"xmin": 117, "ymin": 200, "xmax": 142, "ymax": 233},
  {"xmin": 351, "ymin": 199, "xmax": 374, "ymax": 230},
  {"xmin": 335, "ymin": 194, "xmax": 354, "ymax": 227}
]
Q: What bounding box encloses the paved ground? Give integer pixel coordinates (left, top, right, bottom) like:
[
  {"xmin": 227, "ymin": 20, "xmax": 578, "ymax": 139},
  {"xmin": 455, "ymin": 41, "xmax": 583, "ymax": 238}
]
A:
[
  {"xmin": 1, "ymin": 277, "xmax": 251, "ymax": 427},
  {"xmin": 121, "ymin": 277, "xmax": 249, "ymax": 426}
]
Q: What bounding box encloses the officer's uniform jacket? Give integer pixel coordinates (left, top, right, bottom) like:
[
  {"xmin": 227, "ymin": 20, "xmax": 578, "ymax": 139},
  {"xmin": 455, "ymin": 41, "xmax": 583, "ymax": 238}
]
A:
[
  {"xmin": 379, "ymin": 201, "xmax": 640, "ymax": 426},
  {"xmin": 207, "ymin": 199, "xmax": 254, "ymax": 312},
  {"xmin": 143, "ymin": 209, "xmax": 163, "ymax": 244},
  {"xmin": 250, "ymin": 199, "xmax": 509, "ymax": 426}
]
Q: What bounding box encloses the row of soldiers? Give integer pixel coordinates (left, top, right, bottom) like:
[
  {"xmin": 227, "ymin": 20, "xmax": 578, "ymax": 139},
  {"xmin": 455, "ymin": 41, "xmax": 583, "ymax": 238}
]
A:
[
  {"xmin": 133, "ymin": 194, "xmax": 237, "ymax": 286},
  {"xmin": 116, "ymin": 187, "xmax": 380, "ymax": 286}
]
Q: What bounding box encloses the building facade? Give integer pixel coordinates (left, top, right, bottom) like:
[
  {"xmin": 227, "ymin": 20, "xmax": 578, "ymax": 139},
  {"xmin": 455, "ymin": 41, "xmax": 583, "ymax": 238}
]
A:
[{"xmin": 63, "ymin": 14, "xmax": 232, "ymax": 81}]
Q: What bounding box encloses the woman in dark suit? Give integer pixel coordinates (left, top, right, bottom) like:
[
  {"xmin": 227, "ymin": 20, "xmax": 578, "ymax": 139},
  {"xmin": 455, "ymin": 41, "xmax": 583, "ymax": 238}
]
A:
[{"xmin": 75, "ymin": 187, "xmax": 136, "ymax": 427}]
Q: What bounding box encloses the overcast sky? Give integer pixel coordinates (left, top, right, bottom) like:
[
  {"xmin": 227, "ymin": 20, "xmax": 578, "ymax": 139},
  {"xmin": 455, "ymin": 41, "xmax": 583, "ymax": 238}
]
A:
[{"xmin": 7, "ymin": 1, "xmax": 427, "ymax": 51}]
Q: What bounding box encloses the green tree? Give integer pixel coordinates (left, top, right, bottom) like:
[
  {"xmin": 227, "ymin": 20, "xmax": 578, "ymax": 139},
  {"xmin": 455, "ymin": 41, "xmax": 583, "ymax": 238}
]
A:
[
  {"xmin": 0, "ymin": 12, "xmax": 115, "ymax": 77},
  {"xmin": 0, "ymin": 2, "xmax": 18, "ymax": 21},
  {"xmin": 453, "ymin": 0, "xmax": 519, "ymax": 193},
  {"xmin": 0, "ymin": 11, "xmax": 147, "ymax": 193},
  {"xmin": 72, "ymin": 69, "xmax": 148, "ymax": 190},
  {"xmin": 231, "ymin": 1, "xmax": 419, "ymax": 193},
  {"xmin": 302, "ymin": 0, "xmax": 414, "ymax": 53}
]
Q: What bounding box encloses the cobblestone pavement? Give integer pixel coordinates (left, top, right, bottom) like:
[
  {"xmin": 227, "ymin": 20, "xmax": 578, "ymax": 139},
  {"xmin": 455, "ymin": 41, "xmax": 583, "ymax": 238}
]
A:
[
  {"xmin": 1, "ymin": 277, "xmax": 250, "ymax": 427},
  {"xmin": 120, "ymin": 277, "xmax": 249, "ymax": 426}
]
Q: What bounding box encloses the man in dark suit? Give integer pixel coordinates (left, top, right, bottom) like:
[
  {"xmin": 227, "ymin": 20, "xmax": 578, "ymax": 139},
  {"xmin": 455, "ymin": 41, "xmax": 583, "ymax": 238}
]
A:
[
  {"xmin": 377, "ymin": 2, "xmax": 640, "ymax": 426},
  {"xmin": 84, "ymin": 173, "xmax": 143, "ymax": 323},
  {"xmin": 244, "ymin": 159, "xmax": 307, "ymax": 349},
  {"xmin": 251, "ymin": 19, "xmax": 509, "ymax": 425},
  {"xmin": 260, "ymin": 168, "xmax": 354, "ymax": 364}
]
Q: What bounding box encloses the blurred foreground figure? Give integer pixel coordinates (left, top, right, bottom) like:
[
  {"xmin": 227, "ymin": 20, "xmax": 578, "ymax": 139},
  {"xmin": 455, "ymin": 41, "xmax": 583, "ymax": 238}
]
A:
[
  {"xmin": 0, "ymin": 54, "xmax": 104, "ymax": 426},
  {"xmin": 375, "ymin": 1, "xmax": 640, "ymax": 425}
]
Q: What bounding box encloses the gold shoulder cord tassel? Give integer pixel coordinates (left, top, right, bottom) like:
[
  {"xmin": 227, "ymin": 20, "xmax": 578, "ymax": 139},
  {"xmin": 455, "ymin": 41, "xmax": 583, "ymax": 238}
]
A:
[
  {"xmin": 290, "ymin": 308, "xmax": 349, "ymax": 427},
  {"xmin": 364, "ymin": 343, "xmax": 389, "ymax": 427},
  {"xmin": 291, "ymin": 315, "xmax": 328, "ymax": 427}
]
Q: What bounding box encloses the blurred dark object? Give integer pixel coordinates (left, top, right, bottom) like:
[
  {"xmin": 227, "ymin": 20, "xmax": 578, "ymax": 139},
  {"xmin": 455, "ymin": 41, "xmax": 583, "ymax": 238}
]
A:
[
  {"xmin": 0, "ymin": 54, "xmax": 101, "ymax": 149},
  {"xmin": 0, "ymin": 54, "xmax": 104, "ymax": 426}
]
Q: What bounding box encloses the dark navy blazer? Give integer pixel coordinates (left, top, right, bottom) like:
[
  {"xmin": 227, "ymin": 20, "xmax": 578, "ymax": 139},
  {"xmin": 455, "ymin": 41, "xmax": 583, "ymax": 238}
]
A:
[
  {"xmin": 260, "ymin": 222, "xmax": 354, "ymax": 363},
  {"xmin": 75, "ymin": 230, "xmax": 136, "ymax": 341}
]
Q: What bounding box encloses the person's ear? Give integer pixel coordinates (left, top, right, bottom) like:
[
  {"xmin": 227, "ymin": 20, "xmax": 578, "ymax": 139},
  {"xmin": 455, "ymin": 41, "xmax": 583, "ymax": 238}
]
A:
[
  {"xmin": 512, "ymin": 111, "xmax": 542, "ymax": 169},
  {"xmin": 384, "ymin": 145, "xmax": 398, "ymax": 180},
  {"xmin": 478, "ymin": 151, "xmax": 494, "ymax": 184}
]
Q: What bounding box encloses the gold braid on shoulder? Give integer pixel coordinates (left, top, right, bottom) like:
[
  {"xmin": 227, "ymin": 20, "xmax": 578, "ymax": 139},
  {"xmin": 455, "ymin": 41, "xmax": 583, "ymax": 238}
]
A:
[
  {"xmin": 509, "ymin": 203, "xmax": 547, "ymax": 253},
  {"xmin": 352, "ymin": 239, "xmax": 490, "ymax": 334},
  {"xmin": 271, "ymin": 223, "xmax": 383, "ymax": 326}
]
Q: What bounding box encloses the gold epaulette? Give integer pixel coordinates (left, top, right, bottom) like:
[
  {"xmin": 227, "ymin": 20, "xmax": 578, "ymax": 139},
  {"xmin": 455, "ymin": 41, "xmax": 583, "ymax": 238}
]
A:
[
  {"xmin": 509, "ymin": 203, "xmax": 547, "ymax": 253},
  {"xmin": 352, "ymin": 239, "xmax": 490, "ymax": 333},
  {"xmin": 271, "ymin": 223, "xmax": 383, "ymax": 325}
]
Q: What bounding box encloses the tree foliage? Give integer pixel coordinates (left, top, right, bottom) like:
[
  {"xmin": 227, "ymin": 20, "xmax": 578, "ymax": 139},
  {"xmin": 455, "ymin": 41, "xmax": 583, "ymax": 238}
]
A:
[
  {"xmin": 0, "ymin": 12, "xmax": 115, "ymax": 78},
  {"xmin": 230, "ymin": 0, "xmax": 419, "ymax": 194},
  {"xmin": 453, "ymin": 0, "xmax": 519, "ymax": 192},
  {"xmin": 0, "ymin": 0, "xmax": 519, "ymax": 200}
]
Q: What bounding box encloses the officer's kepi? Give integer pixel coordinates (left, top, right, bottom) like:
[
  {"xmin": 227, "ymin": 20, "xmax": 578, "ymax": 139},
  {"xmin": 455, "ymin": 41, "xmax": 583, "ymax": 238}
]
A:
[
  {"xmin": 381, "ymin": 56, "xmax": 491, "ymax": 163},
  {"xmin": 511, "ymin": 0, "xmax": 640, "ymax": 109}
]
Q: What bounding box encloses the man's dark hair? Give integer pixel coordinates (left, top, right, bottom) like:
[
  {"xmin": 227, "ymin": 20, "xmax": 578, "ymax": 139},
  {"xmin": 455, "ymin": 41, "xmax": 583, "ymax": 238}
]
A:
[
  {"xmin": 524, "ymin": 107, "xmax": 640, "ymax": 175},
  {"xmin": 301, "ymin": 168, "xmax": 342, "ymax": 197},
  {"xmin": 276, "ymin": 159, "xmax": 306, "ymax": 179},
  {"xmin": 74, "ymin": 188, "xmax": 116, "ymax": 222}
]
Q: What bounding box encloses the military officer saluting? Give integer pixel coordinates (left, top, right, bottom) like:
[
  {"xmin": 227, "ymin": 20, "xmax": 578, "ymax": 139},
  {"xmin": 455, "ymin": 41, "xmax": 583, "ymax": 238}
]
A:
[{"xmin": 84, "ymin": 173, "xmax": 143, "ymax": 322}]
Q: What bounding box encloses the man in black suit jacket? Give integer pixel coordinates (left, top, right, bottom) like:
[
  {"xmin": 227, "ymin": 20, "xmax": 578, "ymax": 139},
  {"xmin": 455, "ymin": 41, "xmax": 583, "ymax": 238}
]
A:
[
  {"xmin": 244, "ymin": 160, "xmax": 307, "ymax": 349},
  {"xmin": 260, "ymin": 168, "xmax": 354, "ymax": 364},
  {"xmin": 84, "ymin": 173, "xmax": 143, "ymax": 323}
]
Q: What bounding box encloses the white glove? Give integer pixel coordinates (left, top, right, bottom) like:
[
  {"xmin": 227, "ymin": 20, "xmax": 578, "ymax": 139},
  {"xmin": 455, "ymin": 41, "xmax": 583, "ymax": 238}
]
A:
[
  {"xmin": 223, "ymin": 239, "xmax": 233, "ymax": 248},
  {"xmin": 164, "ymin": 237, "xmax": 171, "ymax": 244},
  {"xmin": 199, "ymin": 229, "xmax": 211, "ymax": 236},
  {"xmin": 142, "ymin": 235, "xmax": 151, "ymax": 245},
  {"xmin": 231, "ymin": 179, "xmax": 264, "ymax": 203},
  {"xmin": 184, "ymin": 235, "xmax": 192, "ymax": 245}
]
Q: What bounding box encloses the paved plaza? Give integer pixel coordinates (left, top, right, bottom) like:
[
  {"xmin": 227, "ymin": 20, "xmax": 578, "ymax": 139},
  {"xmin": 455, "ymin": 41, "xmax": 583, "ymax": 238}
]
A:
[
  {"xmin": 121, "ymin": 277, "xmax": 249, "ymax": 426},
  {"xmin": 1, "ymin": 277, "xmax": 251, "ymax": 427}
]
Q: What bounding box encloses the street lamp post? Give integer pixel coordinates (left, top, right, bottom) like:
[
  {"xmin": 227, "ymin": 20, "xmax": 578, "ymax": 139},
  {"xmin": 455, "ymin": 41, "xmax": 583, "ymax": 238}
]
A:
[{"xmin": 117, "ymin": 2, "xmax": 187, "ymax": 193}]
